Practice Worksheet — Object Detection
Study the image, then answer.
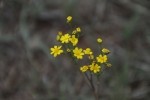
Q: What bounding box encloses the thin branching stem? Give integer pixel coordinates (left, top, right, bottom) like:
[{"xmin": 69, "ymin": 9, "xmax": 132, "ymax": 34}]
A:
[{"xmin": 84, "ymin": 73, "xmax": 99, "ymax": 100}]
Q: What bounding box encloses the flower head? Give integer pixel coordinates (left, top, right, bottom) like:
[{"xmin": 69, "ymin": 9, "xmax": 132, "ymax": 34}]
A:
[
  {"xmin": 88, "ymin": 54, "xmax": 94, "ymax": 60},
  {"xmin": 56, "ymin": 31, "xmax": 62, "ymax": 41},
  {"xmin": 60, "ymin": 34, "xmax": 71, "ymax": 43},
  {"xmin": 84, "ymin": 48, "xmax": 93, "ymax": 55},
  {"xmin": 80, "ymin": 65, "xmax": 89, "ymax": 72},
  {"xmin": 67, "ymin": 48, "xmax": 71, "ymax": 52},
  {"xmin": 96, "ymin": 54, "xmax": 107, "ymax": 63},
  {"xmin": 90, "ymin": 63, "xmax": 101, "ymax": 73},
  {"xmin": 72, "ymin": 30, "xmax": 77, "ymax": 34},
  {"xmin": 97, "ymin": 38, "xmax": 102, "ymax": 43},
  {"xmin": 73, "ymin": 47, "xmax": 84, "ymax": 59},
  {"xmin": 69, "ymin": 35, "xmax": 78, "ymax": 46},
  {"xmin": 50, "ymin": 46, "xmax": 63, "ymax": 57},
  {"xmin": 102, "ymin": 48, "xmax": 110, "ymax": 54},
  {"xmin": 106, "ymin": 63, "xmax": 112, "ymax": 67},
  {"xmin": 67, "ymin": 16, "xmax": 72, "ymax": 23},
  {"xmin": 76, "ymin": 27, "xmax": 81, "ymax": 32}
]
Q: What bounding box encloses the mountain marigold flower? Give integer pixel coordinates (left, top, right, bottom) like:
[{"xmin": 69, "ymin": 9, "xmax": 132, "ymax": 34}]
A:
[
  {"xmin": 60, "ymin": 34, "xmax": 71, "ymax": 43},
  {"xmin": 67, "ymin": 48, "xmax": 71, "ymax": 52},
  {"xmin": 90, "ymin": 63, "xmax": 101, "ymax": 73},
  {"xmin": 72, "ymin": 30, "xmax": 77, "ymax": 34},
  {"xmin": 102, "ymin": 48, "xmax": 110, "ymax": 54},
  {"xmin": 50, "ymin": 15, "xmax": 112, "ymax": 77},
  {"xmin": 96, "ymin": 54, "xmax": 107, "ymax": 63},
  {"xmin": 76, "ymin": 27, "xmax": 81, "ymax": 32},
  {"xmin": 80, "ymin": 65, "xmax": 89, "ymax": 72},
  {"xmin": 73, "ymin": 47, "xmax": 84, "ymax": 59},
  {"xmin": 106, "ymin": 63, "xmax": 112, "ymax": 67},
  {"xmin": 56, "ymin": 31, "xmax": 62, "ymax": 41},
  {"xmin": 69, "ymin": 35, "xmax": 78, "ymax": 46},
  {"xmin": 67, "ymin": 16, "xmax": 72, "ymax": 23},
  {"xmin": 88, "ymin": 54, "xmax": 94, "ymax": 60},
  {"xmin": 50, "ymin": 46, "xmax": 63, "ymax": 57},
  {"xmin": 97, "ymin": 38, "xmax": 102, "ymax": 43},
  {"xmin": 84, "ymin": 48, "xmax": 93, "ymax": 55}
]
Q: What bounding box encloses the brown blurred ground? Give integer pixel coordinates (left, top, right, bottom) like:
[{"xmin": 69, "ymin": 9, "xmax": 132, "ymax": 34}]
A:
[{"xmin": 0, "ymin": 0, "xmax": 150, "ymax": 100}]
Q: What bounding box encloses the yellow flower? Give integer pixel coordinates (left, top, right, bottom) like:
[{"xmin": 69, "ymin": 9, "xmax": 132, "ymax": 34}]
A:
[
  {"xmin": 76, "ymin": 27, "xmax": 81, "ymax": 32},
  {"xmin": 60, "ymin": 34, "xmax": 71, "ymax": 43},
  {"xmin": 96, "ymin": 54, "xmax": 107, "ymax": 63},
  {"xmin": 102, "ymin": 48, "xmax": 110, "ymax": 54},
  {"xmin": 72, "ymin": 30, "xmax": 77, "ymax": 34},
  {"xmin": 69, "ymin": 35, "xmax": 78, "ymax": 46},
  {"xmin": 80, "ymin": 65, "xmax": 89, "ymax": 72},
  {"xmin": 73, "ymin": 47, "xmax": 84, "ymax": 59},
  {"xmin": 88, "ymin": 54, "xmax": 94, "ymax": 60},
  {"xmin": 67, "ymin": 16, "xmax": 72, "ymax": 23},
  {"xmin": 90, "ymin": 63, "xmax": 101, "ymax": 73},
  {"xmin": 106, "ymin": 63, "xmax": 112, "ymax": 67},
  {"xmin": 67, "ymin": 48, "xmax": 71, "ymax": 52},
  {"xmin": 97, "ymin": 38, "xmax": 102, "ymax": 43},
  {"xmin": 50, "ymin": 46, "xmax": 63, "ymax": 57},
  {"xmin": 84, "ymin": 48, "xmax": 93, "ymax": 55},
  {"xmin": 56, "ymin": 31, "xmax": 62, "ymax": 41}
]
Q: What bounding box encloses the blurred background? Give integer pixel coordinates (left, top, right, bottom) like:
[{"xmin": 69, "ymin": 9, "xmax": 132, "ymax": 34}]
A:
[{"xmin": 0, "ymin": 0, "xmax": 150, "ymax": 100}]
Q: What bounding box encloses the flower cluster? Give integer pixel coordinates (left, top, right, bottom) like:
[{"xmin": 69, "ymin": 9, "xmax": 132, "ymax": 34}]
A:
[{"xmin": 50, "ymin": 16, "xmax": 111, "ymax": 74}]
